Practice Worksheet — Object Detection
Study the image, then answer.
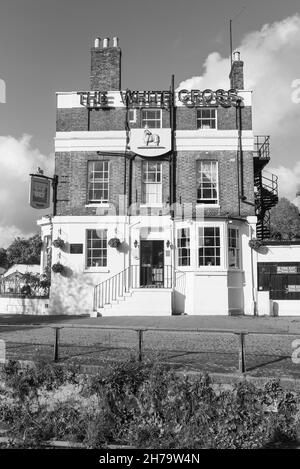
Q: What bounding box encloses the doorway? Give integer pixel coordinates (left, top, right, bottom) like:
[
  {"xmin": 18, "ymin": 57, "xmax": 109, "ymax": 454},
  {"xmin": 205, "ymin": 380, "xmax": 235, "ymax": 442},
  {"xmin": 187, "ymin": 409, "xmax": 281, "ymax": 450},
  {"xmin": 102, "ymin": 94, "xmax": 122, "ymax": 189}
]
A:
[{"xmin": 140, "ymin": 240, "xmax": 164, "ymax": 287}]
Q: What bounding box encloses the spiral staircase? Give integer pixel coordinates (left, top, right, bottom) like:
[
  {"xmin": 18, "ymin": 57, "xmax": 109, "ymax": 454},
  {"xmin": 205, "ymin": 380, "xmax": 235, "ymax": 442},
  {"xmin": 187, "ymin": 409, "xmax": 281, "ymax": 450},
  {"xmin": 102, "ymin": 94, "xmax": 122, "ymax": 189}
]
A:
[{"xmin": 253, "ymin": 136, "xmax": 278, "ymax": 240}]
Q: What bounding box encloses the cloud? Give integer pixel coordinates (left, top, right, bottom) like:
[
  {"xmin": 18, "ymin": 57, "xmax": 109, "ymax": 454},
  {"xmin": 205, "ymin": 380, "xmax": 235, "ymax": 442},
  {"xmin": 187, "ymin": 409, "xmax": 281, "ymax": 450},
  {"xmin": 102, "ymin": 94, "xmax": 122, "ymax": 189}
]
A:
[
  {"xmin": 0, "ymin": 135, "xmax": 54, "ymax": 248},
  {"xmin": 269, "ymin": 163, "xmax": 300, "ymax": 208},
  {"xmin": 178, "ymin": 14, "xmax": 300, "ymax": 199}
]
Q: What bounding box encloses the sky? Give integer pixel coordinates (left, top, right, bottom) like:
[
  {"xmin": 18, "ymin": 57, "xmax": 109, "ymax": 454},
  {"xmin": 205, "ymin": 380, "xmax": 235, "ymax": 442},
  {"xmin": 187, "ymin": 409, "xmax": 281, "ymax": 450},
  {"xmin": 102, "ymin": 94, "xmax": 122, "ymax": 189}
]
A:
[{"xmin": 0, "ymin": 0, "xmax": 300, "ymax": 247}]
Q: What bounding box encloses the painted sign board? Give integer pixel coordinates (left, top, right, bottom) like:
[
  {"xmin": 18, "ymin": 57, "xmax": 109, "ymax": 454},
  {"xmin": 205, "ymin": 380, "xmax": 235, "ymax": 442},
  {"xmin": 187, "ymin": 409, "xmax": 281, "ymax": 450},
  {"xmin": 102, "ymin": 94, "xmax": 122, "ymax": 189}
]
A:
[
  {"xmin": 277, "ymin": 266, "xmax": 298, "ymax": 274},
  {"xmin": 130, "ymin": 128, "xmax": 171, "ymax": 157},
  {"xmin": 29, "ymin": 176, "xmax": 51, "ymax": 209}
]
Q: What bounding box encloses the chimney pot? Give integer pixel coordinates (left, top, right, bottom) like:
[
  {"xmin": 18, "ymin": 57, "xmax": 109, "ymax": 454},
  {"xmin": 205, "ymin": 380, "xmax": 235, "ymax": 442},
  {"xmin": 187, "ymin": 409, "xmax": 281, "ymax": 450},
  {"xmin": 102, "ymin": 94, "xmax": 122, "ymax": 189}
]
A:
[
  {"xmin": 112, "ymin": 37, "xmax": 119, "ymax": 47},
  {"xmin": 94, "ymin": 37, "xmax": 101, "ymax": 48},
  {"xmin": 233, "ymin": 51, "xmax": 241, "ymax": 62},
  {"xmin": 103, "ymin": 38, "xmax": 109, "ymax": 48}
]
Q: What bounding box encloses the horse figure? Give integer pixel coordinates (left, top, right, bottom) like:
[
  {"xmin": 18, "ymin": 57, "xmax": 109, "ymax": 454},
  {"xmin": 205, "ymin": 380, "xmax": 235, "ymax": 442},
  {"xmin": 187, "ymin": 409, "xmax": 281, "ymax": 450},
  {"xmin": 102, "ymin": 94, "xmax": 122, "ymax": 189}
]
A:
[{"xmin": 143, "ymin": 128, "xmax": 160, "ymax": 146}]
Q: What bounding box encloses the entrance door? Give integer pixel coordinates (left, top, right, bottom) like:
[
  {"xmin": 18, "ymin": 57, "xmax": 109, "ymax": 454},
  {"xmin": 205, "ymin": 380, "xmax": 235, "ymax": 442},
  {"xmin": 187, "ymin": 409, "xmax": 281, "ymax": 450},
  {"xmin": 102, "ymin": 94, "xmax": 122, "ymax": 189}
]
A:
[{"xmin": 140, "ymin": 240, "xmax": 164, "ymax": 287}]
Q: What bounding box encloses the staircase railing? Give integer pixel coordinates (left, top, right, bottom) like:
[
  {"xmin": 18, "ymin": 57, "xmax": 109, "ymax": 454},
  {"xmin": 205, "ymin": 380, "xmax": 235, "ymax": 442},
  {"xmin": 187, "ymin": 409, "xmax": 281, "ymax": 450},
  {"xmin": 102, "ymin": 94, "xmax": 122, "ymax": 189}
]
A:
[
  {"xmin": 254, "ymin": 135, "xmax": 270, "ymax": 161},
  {"xmin": 93, "ymin": 265, "xmax": 173, "ymax": 311},
  {"xmin": 261, "ymin": 170, "xmax": 278, "ymax": 196}
]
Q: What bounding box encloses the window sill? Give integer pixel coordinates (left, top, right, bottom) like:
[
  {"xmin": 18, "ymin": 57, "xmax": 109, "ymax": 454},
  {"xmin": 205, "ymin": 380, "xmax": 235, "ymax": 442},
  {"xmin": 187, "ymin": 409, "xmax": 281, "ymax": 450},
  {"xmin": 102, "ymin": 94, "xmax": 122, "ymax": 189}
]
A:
[
  {"xmin": 84, "ymin": 268, "xmax": 110, "ymax": 273},
  {"xmin": 196, "ymin": 203, "xmax": 220, "ymax": 208},
  {"xmin": 140, "ymin": 204, "xmax": 164, "ymax": 208},
  {"xmin": 85, "ymin": 204, "xmax": 110, "ymax": 208}
]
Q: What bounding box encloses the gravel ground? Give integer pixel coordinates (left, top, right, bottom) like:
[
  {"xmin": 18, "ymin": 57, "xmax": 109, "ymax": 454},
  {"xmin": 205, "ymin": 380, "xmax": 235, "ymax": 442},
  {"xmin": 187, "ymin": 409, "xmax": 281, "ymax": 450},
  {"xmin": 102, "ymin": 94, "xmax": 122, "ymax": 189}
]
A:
[{"xmin": 1, "ymin": 314, "xmax": 300, "ymax": 378}]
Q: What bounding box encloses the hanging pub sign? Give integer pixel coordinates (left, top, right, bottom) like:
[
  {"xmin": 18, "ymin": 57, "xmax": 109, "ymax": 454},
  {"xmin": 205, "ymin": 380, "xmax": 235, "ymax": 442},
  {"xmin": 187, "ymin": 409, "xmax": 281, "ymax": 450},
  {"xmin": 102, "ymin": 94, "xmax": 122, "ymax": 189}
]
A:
[
  {"xmin": 177, "ymin": 89, "xmax": 240, "ymax": 108},
  {"xmin": 130, "ymin": 128, "xmax": 171, "ymax": 157},
  {"xmin": 29, "ymin": 175, "xmax": 51, "ymax": 209}
]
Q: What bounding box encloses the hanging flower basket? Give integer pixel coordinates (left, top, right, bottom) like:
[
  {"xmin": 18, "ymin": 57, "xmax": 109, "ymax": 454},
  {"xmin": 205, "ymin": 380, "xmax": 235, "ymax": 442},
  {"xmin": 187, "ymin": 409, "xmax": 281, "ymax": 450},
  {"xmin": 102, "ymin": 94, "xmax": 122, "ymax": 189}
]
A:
[
  {"xmin": 52, "ymin": 263, "xmax": 65, "ymax": 274},
  {"xmin": 52, "ymin": 238, "xmax": 65, "ymax": 249},
  {"xmin": 108, "ymin": 237, "xmax": 121, "ymax": 248},
  {"xmin": 248, "ymin": 238, "xmax": 262, "ymax": 250}
]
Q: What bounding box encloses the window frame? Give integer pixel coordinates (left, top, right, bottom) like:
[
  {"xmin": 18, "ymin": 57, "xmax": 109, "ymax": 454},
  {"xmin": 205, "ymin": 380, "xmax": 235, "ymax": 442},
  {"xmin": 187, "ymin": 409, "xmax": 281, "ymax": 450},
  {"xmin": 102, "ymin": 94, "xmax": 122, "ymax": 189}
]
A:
[
  {"xmin": 86, "ymin": 229, "xmax": 108, "ymax": 268},
  {"xmin": 196, "ymin": 160, "xmax": 219, "ymax": 205},
  {"xmin": 196, "ymin": 107, "xmax": 217, "ymax": 129},
  {"xmin": 141, "ymin": 108, "xmax": 162, "ymax": 129},
  {"xmin": 177, "ymin": 228, "xmax": 191, "ymax": 267},
  {"xmin": 198, "ymin": 225, "xmax": 222, "ymax": 268},
  {"xmin": 87, "ymin": 160, "xmax": 110, "ymax": 204},
  {"xmin": 141, "ymin": 161, "xmax": 163, "ymax": 206},
  {"xmin": 228, "ymin": 227, "xmax": 240, "ymax": 269},
  {"xmin": 128, "ymin": 109, "xmax": 137, "ymax": 123}
]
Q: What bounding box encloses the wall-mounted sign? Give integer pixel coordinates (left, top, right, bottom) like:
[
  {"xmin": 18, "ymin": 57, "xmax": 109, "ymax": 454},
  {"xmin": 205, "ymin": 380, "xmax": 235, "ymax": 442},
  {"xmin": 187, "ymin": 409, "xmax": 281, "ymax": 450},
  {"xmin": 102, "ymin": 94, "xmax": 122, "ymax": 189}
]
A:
[
  {"xmin": 130, "ymin": 128, "xmax": 171, "ymax": 157},
  {"xmin": 121, "ymin": 90, "xmax": 172, "ymax": 108},
  {"xmin": 277, "ymin": 266, "xmax": 298, "ymax": 274},
  {"xmin": 77, "ymin": 89, "xmax": 241, "ymax": 109},
  {"xmin": 178, "ymin": 89, "xmax": 240, "ymax": 108},
  {"xmin": 70, "ymin": 244, "xmax": 83, "ymax": 254},
  {"xmin": 77, "ymin": 91, "xmax": 112, "ymax": 108},
  {"xmin": 29, "ymin": 176, "xmax": 51, "ymax": 209},
  {"xmin": 287, "ymin": 285, "xmax": 300, "ymax": 292}
]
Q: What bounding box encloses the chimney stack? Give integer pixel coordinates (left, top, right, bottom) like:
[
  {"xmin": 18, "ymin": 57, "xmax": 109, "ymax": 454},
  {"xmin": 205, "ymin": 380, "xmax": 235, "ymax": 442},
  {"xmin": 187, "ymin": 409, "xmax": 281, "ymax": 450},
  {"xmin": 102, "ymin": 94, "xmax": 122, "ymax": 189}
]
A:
[
  {"xmin": 90, "ymin": 36, "xmax": 121, "ymax": 91},
  {"xmin": 229, "ymin": 51, "xmax": 244, "ymax": 90}
]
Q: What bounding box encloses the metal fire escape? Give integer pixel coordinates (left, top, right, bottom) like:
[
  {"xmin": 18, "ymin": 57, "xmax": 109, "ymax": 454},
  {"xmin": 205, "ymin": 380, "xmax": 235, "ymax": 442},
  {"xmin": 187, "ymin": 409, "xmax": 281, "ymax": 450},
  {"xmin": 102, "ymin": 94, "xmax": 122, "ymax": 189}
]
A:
[{"xmin": 253, "ymin": 136, "xmax": 278, "ymax": 240}]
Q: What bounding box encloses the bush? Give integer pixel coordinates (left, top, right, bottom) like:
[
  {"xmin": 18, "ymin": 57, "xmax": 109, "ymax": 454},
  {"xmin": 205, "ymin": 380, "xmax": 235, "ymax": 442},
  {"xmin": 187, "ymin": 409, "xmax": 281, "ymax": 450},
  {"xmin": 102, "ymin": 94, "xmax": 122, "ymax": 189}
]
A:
[{"xmin": 1, "ymin": 359, "xmax": 300, "ymax": 448}]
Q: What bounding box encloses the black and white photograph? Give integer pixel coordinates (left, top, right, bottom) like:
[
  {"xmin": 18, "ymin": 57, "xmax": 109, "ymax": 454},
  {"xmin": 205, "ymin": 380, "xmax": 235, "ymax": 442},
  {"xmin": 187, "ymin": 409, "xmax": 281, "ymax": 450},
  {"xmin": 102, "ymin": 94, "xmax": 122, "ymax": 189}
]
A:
[{"xmin": 1, "ymin": 0, "xmax": 300, "ymax": 458}]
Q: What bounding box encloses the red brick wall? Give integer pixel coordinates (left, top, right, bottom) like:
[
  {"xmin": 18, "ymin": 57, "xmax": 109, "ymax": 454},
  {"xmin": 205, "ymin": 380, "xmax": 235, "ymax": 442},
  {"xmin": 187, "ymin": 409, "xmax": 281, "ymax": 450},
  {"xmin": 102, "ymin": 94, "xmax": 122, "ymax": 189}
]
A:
[
  {"xmin": 90, "ymin": 47, "xmax": 121, "ymax": 91},
  {"xmin": 176, "ymin": 150, "xmax": 255, "ymax": 218},
  {"xmin": 56, "ymin": 105, "xmax": 252, "ymax": 132}
]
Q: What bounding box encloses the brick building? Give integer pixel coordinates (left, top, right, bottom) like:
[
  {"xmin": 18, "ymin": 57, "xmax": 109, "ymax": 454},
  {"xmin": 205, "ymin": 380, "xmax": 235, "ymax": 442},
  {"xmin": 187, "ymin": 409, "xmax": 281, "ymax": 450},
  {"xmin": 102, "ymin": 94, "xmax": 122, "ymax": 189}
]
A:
[{"xmin": 38, "ymin": 37, "xmax": 277, "ymax": 316}]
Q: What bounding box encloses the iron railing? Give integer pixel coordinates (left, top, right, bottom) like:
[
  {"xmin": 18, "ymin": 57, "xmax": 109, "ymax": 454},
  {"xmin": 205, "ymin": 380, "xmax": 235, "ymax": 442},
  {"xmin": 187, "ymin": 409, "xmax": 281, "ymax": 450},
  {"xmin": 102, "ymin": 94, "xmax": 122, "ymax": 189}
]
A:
[
  {"xmin": 254, "ymin": 135, "xmax": 270, "ymax": 161},
  {"xmin": 0, "ymin": 278, "xmax": 49, "ymax": 298},
  {"xmin": 93, "ymin": 265, "xmax": 173, "ymax": 311}
]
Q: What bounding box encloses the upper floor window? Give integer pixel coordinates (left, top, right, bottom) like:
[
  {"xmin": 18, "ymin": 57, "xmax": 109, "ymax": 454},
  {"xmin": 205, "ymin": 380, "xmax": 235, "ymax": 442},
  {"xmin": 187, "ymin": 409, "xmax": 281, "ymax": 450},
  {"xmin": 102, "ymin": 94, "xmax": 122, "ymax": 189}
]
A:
[
  {"xmin": 177, "ymin": 228, "xmax": 190, "ymax": 266},
  {"xmin": 197, "ymin": 108, "xmax": 217, "ymax": 129},
  {"xmin": 228, "ymin": 227, "xmax": 240, "ymax": 269},
  {"xmin": 198, "ymin": 226, "xmax": 221, "ymax": 267},
  {"xmin": 87, "ymin": 161, "xmax": 109, "ymax": 204},
  {"xmin": 141, "ymin": 109, "xmax": 162, "ymax": 128},
  {"xmin": 142, "ymin": 162, "xmax": 162, "ymax": 205},
  {"xmin": 196, "ymin": 160, "xmax": 218, "ymax": 204},
  {"xmin": 129, "ymin": 109, "xmax": 136, "ymax": 123},
  {"xmin": 86, "ymin": 229, "xmax": 107, "ymax": 268}
]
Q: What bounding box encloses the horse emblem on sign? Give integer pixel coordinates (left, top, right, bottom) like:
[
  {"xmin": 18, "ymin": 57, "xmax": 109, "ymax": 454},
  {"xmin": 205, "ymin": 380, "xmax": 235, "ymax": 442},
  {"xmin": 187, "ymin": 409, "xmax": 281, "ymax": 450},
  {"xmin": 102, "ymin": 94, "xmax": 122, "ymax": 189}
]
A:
[{"xmin": 130, "ymin": 127, "xmax": 171, "ymax": 157}]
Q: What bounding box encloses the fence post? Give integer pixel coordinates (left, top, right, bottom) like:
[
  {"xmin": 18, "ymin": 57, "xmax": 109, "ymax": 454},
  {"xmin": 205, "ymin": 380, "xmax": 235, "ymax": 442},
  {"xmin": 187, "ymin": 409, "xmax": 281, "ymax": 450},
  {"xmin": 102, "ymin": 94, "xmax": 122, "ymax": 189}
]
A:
[
  {"xmin": 237, "ymin": 332, "xmax": 246, "ymax": 373},
  {"xmin": 53, "ymin": 327, "xmax": 61, "ymax": 362},
  {"xmin": 137, "ymin": 329, "xmax": 143, "ymax": 362}
]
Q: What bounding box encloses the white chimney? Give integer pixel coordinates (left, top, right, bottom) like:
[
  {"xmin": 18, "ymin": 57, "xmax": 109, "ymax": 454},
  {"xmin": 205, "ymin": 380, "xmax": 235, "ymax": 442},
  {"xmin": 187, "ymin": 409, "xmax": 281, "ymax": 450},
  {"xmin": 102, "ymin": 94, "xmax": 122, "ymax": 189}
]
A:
[
  {"xmin": 112, "ymin": 37, "xmax": 119, "ymax": 47},
  {"xmin": 103, "ymin": 37, "xmax": 109, "ymax": 48},
  {"xmin": 233, "ymin": 51, "xmax": 241, "ymax": 62},
  {"xmin": 94, "ymin": 37, "xmax": 101, "ymax": 48}
]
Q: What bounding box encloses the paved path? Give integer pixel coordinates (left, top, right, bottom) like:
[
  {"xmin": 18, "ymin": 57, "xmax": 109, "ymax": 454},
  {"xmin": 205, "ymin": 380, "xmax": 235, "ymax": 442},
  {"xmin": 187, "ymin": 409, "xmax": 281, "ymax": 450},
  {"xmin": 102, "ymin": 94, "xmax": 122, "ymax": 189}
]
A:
[{"xmin": 1, "ymin": 315, "xmax": 300, "ymax": 378}]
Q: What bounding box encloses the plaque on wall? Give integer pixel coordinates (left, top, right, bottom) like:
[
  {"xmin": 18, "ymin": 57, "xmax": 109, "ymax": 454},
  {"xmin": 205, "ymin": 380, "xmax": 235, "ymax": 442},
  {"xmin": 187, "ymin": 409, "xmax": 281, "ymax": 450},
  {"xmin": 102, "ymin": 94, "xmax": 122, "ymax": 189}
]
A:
[{"xmin": 70, "ymin": 244, "xmax": 83, "ymax": 254}]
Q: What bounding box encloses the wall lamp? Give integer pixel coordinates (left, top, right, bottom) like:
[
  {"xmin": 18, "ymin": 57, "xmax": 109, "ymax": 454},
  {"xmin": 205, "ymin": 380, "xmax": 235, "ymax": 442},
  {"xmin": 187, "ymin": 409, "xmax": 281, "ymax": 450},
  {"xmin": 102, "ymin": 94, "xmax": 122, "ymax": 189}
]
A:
[{"xmin": 134, "ymin": 240, "xmax": 139, "ymax": 248}]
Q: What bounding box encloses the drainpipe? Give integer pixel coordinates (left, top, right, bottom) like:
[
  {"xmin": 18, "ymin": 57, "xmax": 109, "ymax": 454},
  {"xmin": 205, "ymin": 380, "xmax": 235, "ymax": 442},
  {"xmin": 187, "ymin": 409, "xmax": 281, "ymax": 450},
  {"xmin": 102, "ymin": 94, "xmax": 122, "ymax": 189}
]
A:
[{"xmin": 170, "ymin": 74, "xmax": 176, "ymax": 312}]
